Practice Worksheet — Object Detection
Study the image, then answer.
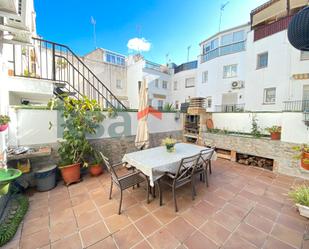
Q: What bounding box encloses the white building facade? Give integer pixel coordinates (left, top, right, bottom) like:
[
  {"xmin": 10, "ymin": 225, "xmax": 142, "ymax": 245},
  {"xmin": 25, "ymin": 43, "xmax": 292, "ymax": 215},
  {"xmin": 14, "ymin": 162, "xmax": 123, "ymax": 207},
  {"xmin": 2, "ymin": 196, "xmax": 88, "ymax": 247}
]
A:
[
  {"xmin": 196, "ymin": 0, "xmax": 309, "ymax": 113},
  {"xmin": 196, "ymin": 24, "xmax": 251, "ymax": 112}
]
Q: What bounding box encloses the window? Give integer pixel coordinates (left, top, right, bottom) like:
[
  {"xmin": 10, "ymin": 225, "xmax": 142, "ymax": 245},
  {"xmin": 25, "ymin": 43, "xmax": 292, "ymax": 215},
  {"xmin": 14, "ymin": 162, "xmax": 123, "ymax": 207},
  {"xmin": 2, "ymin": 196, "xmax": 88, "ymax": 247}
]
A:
[
  {"xmin": 185, "ymin": 77, "xmax": 195, "ymax": 88},
  {"xmin": 116, "ymin": 79, "xmax": 122, "ymax": 89},
  {"xmin": 203, "ymin": 38, "xmax": 219, "ymax": 53},
  {"xmin": 202, "ymin": 71, "xmax": 208, "ymax": 83},
  {"xmin": 301, "ymin": 51, "xmax": 309, "ymax": 60},
  {"xmin": 105, "ymin": 52, "xmax": 125, "ymax": 66},
  {"xmin": 155, "ymin": 79, "xmax": 159, "ymax": 88},
  {"xmin": 175, "ymin": 101, "xmax": 179, "ymax": 109},
  {"xmin": 257, "ymin": 52, "xmax": 268, "ymax": 69},
  {"xmin": 162, "ymin": 80, "xmax": 168, "ymax": 89},
  {"xmin": 207, "ymin": 98, "xmax": 212, "ymax": 108},
  {"xmin": 223, "ymin": 64, "xmax": 237, "ymax": 78},
  {"xmin": 264, "ymin": 88, "xmax": 276, "ymax": 104},
  {"xmin": 173, "ymin": 81, "xmax": 178, "ymax": 90},
  {"xmin": 221, "ymin": 30, "xmax": 245, "ymax": 46},
  {"xmin": 158, "ymin": 100, "xmax": 163, "ymax": 110}
]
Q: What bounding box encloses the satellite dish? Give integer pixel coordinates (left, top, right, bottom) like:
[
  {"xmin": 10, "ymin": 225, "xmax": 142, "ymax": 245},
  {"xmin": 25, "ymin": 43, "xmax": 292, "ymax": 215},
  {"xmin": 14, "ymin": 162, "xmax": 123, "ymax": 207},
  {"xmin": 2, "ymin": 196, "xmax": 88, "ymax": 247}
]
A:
[{"xmin": 288, "ymin": 6, "xmax": 309, "ymax": 51}]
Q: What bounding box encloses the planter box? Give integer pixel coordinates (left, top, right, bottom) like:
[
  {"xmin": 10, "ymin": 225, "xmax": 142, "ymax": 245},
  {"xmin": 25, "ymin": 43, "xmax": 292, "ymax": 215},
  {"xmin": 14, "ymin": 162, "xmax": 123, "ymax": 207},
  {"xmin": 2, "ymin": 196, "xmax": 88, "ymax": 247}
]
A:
[{"xmin": 296, "ymin": 204, "xmax": 309, "ymax": 218}]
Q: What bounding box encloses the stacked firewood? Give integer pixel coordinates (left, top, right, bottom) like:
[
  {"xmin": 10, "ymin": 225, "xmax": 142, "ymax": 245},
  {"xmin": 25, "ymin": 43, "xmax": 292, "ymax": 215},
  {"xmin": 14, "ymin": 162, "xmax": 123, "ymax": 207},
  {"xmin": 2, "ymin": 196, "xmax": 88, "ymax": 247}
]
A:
[{"xmin": 237, "ymin": 154, "xmax": 273, "ymax": 170}]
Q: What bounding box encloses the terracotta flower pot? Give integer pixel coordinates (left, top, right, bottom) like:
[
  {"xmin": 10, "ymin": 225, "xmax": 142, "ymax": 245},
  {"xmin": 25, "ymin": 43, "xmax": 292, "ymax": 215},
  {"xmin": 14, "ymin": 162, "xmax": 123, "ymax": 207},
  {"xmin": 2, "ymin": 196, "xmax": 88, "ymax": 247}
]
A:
[
  {"xmin": 0, "ymin": 124, "xmax": 8, "ymax": 132},
  {"xmin": 303, "ymin": 151, "xmax": 309, "ymax": 159},
  {"xmin": 89, "ymin": 164, "xmax": 103, "ymax": 176},
  {"xmin": 8, "ymin": 69, "xmax": 14, "ymax": 76},
  {"xmin": 270, "ymin": 132, "xmax": 281, "ymax": 140},
  {"xmin": 59, "ymin": 163, "xmax": 81, "ymax": 185}
]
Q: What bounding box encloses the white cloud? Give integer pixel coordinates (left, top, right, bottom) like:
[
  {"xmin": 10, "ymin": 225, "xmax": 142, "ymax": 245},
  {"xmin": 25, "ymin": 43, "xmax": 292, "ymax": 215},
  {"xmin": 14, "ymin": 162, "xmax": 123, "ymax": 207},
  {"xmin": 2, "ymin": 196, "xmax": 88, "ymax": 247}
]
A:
[{"xmin": 127, "ymin": 37, "xmax": 151, "ymax": 52}]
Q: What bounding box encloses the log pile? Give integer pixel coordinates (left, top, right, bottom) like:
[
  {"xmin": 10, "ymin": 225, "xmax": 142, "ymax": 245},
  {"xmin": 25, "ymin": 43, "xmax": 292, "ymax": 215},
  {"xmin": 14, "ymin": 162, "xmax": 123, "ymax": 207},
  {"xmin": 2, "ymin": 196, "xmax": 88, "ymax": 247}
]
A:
[{"xmin": 237, "ymin": 154, "xmax": 273, "ymax": 171}]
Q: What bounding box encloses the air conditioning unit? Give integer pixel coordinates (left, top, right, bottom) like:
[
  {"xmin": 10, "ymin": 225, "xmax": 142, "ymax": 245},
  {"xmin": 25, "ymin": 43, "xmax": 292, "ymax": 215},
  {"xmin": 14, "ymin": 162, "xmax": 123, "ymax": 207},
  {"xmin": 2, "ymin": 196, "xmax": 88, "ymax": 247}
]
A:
[{"xmin": 231, "ymin": 81, "xmax": 244, "ymax": 89}]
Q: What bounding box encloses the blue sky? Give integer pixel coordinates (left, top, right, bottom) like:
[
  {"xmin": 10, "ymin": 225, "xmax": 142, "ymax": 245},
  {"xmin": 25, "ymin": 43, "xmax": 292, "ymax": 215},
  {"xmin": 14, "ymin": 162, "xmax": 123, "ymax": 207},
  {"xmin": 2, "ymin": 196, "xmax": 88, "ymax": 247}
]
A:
[{"xmin": 34, "ymin": 0, "xmax": 266, "ymax": 65}]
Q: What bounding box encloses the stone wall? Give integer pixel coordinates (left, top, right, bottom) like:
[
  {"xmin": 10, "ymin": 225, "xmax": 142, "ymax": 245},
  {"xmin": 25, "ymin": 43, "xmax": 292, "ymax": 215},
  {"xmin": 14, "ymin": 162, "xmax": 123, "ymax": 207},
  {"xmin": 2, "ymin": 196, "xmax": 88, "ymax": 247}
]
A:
[
  {"xmin": 91, "ymin": 130, "xmax": 182, "ymax": 165},
  {"xmin": 7, "ymin": 131, "xmax": 182, "ymax": 186},
  {"xmin": 203, "ymin": 132, "xmax": 309, "ymax": 180}
]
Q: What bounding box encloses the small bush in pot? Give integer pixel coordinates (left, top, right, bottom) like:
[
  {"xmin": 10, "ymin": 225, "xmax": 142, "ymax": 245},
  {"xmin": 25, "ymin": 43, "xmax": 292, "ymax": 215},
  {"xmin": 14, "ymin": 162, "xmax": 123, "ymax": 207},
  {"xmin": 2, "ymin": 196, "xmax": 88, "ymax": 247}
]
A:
[
  {"xmin": 289, "ymin": 185, "xmax": 309, "ymax": 218},
  {"xmin": 265, "ymin": 125, "xmax": 281, "ymax": 140},
  {"xmin": 87, "ymin": 149, "xmax": 103, "ymax": 176},
  {"xmin": 49, "ymin": 96, "xmax": 105, "ymax": 185},
  {"xmin": 292, "ymin": 144, "xmax": 309, "ymax": 170},
  {"xmin": 0, "ymin": 115, "xmax": 10, "ymax": 132}
]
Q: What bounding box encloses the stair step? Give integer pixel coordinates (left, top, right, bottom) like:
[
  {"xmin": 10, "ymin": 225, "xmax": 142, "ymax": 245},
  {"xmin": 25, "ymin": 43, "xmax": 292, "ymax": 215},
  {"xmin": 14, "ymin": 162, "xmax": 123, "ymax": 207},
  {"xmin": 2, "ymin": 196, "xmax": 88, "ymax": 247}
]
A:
[
  {"xmin": 53, "ymin": 82, "xmax": 66, "ymax": 88},
  {"xmin": 54, "ymin": 87, "xmax": 76, "ymax": 97}
]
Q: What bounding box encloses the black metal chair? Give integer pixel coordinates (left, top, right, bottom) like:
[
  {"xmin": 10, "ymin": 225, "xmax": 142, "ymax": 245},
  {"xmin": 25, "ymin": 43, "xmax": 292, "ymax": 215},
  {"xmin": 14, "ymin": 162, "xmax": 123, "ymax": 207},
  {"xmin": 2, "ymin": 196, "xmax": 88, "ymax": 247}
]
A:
[
  {"xmin": 100, "ymin": 152, "xmax": 150, "ymax": 214},
  {"xmin": 158, "ymin": 154, "xmax": 200, "ymax": 212},
  {"xmin": 204, "ymin": 144, "xmax": 216, "ymax": 174},
  {"xmin": 194, "ymin": 148, "xmax": 215, "ymax": 187}
]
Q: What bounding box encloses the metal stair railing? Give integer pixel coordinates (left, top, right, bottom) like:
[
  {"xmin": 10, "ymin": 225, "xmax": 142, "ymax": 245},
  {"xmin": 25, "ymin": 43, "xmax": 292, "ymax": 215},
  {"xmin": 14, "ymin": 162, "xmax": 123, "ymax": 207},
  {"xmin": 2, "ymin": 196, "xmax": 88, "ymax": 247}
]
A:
[{"xmin": 11, "ymin": 37, "xmax": 127, "ymax": 110}]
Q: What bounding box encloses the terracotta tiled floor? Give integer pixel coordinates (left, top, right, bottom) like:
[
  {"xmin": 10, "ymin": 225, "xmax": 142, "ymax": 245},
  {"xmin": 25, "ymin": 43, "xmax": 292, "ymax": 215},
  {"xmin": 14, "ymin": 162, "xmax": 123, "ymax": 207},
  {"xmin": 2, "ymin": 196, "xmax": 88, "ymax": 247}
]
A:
[{"xmin": 4, "ymin": 159, "xmax": 309, "ymax": 249}]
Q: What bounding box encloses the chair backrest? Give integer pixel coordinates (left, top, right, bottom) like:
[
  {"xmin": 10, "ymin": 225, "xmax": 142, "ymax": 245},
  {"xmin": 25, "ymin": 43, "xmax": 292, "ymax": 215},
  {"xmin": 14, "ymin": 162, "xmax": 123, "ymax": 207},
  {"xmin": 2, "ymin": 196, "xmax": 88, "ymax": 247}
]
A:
[
  {"xmin": 198, "ymin": 148, "xmax": 215, "ymax": 167},
  {"xmin": 98, "ymin": 152, "xmax": 119, "ymax": 183},
  {"xmin": 175, "ymin": 154, "xmax": 200, "ymax": 183}
]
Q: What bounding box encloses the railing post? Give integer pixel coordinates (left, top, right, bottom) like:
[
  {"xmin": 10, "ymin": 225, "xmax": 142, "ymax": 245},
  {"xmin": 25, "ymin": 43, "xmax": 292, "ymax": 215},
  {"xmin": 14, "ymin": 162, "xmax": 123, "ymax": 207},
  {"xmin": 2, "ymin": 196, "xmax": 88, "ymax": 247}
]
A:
[
  {"xmin": 52, "ymin": 43, "xmax": 56, "ymax": 81},
  {"xmin": 13, "ymin": 44, "xmax": 16, "ymax": 76}
]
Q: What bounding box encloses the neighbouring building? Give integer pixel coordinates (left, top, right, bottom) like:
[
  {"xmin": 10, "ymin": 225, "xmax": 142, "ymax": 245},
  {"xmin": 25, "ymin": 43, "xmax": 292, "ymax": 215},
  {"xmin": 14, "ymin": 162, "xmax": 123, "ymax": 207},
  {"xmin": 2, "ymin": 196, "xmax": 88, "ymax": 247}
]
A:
[
  {"xmin": 82, "ymin": 48, "xmax": 129, "ymax": 107},
  {"xmin": 197, "ymin": 23, "xmax": 250, "ymax": 112},
  {"xmin": 196, "ymin": 0, "xmax": 309, "ymax": 113},
  {"xmin": 126, "ymin": 55, "xmax": 172, "ymax": 110},
  {"xmin": 170, "ymin": 61, "xmax": 198, "ymax": 109},
  {"xmin": 246, "ymin": 0, "xmax": 309, "ymax": 112}
]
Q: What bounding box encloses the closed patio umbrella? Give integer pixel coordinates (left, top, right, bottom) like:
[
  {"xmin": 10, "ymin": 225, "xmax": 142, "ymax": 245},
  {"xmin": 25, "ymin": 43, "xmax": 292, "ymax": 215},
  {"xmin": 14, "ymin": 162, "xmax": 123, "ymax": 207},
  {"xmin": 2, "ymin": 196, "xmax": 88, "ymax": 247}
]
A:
[{"xmin": 135, "ymin": 79, "xmax": 149, "ymax": 150}]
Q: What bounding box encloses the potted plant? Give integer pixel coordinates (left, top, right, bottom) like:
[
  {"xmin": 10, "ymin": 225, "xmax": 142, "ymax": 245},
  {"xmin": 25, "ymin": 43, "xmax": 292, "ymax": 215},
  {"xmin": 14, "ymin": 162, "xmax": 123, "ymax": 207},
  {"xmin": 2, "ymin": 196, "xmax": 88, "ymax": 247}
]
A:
[
  {"xmin": 0, "ymin": 115, "xmax": 10, "ymax": 132},
  {"xmin": 8, "ymin": 69, "xmax": 14, "ymax": 76},
  {"xmin": 266, "ymin": 125, "xmax": 281, "ymax": 140},
  {"xmin": 88, "ymin": 149, "xmax": 103, "ymax": 176},
  {"xmin": 292, "ymin": 144, "xmax": 309, "ymax": 170},
  {"xmin": 162, "ymin": 137, "xmax": 177, "ymax": 152},
  {"xmin": 289, "ymin": 185, "xmax": 309, "ymax": 218},
  {"xmin": 49, "ymin": 96, "xmax": 105, "ymax": 185}
]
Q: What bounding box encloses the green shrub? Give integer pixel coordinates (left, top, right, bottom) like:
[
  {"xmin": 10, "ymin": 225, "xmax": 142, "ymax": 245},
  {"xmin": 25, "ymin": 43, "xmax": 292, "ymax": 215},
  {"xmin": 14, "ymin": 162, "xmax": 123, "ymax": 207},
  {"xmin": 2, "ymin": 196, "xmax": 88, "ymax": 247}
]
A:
[{"xmin": 289, "ymin": 185, "xmax": 309, "ymax": 206}]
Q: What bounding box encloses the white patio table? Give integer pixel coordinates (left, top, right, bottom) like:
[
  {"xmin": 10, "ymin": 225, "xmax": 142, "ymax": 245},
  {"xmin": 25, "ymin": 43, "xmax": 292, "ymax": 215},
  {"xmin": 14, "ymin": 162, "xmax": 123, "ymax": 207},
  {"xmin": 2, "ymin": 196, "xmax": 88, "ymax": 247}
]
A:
[{"xmin": 122, "ymin": 143, "xmax": 216, "ymax": 187}]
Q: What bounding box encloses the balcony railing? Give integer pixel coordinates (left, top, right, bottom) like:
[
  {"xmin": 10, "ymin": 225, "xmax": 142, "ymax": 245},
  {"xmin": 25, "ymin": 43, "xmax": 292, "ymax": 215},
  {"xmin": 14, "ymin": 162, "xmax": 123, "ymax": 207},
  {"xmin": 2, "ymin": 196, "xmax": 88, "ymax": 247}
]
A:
[
  {"xmin": 215, "ymin": 104, "xmax": 245, "ymax": 113},
  {"xmin": 200, "ymin": 41, "xmax": 246, "ymax": 63},
  {"xmin": 174, "ymin": 61, "xmax": 197, "ymax": 74},
  {"xmin": 144, "ymin": 60, "xmax": 169, "ymax": 74},
  {"xmin": 254, "ymin": 15, "xmax": 293, "ymax": 41},
  {"xmin": 283, "ymin": 100, "xmax": 309, "ymax": 112}
]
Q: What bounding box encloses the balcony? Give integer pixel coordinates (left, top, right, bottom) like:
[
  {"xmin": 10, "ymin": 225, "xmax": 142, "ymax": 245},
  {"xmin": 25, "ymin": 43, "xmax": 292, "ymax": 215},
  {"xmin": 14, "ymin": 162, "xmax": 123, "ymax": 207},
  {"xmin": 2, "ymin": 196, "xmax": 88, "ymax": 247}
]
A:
[
  {"xmin": 283, "ymin": 100, "xmax": 309, "ymax": 112},
  {"xmin": 254, "ymin": 15, "xmax": 293, "ymax": 41},
  {"xmin": 144, "ymin": 60, "xmax": 170, "ymax": 74},
  {"xmin": 200, "ymin": 41, "xmax": 246, "ymax": 63},
  {"xmin": 174, "ymin": 61, "xmax": 197, "ymax": 74},
  {"xmin": 215, "ymin": 104, "xmax": 245, "ymax": 113}
]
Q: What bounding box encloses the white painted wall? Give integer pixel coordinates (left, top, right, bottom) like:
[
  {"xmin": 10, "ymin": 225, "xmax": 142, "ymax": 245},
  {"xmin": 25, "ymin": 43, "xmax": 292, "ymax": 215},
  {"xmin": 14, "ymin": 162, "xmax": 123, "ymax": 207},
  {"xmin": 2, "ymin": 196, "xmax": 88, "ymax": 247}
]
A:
[
  {"xmin": 8, "ymin": 109, "xmax": 182, "ymax": 146},
  {"xmin": 245, "ymin": 29, "xmax": 309, "ymax": 111},
  {"xmin": 211, "ymin": 111, "xmax": 309, "ymax": 144},
  {"xmin": 211, "ymin": 112, "xmax": 282, "ymax": 133},
  {"xmin": 197, "ymin": 24, "xmax": 250, "ymax": 112},
  {"xmin": 126, "ymin": 59, "xmax": 144, "ymax": 109},
  {"xmin": 144, "ymin": 68, "xmax": 172, "ymax": 108},
  {"xmin": 170, "ymin": 68, "xmax": 197, "ymax": 108},
  {"xmin": 281, "ymin": 112, "xmax": 309, "ymax": 144}
]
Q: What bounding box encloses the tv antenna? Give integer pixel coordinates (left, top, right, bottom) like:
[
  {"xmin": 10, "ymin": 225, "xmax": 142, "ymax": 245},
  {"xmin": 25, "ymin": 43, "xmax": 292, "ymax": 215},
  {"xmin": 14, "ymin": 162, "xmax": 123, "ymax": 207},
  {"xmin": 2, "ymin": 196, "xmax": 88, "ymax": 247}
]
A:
[
  {"xmin": 219, "ymin": 1, "xmax": 230, "ymax": 32},
  {"xmin": 90, "ymin": 16, "xmax": 97, "ymax": 49},
  {"xmin": 187, "ymin": 45, "xmax": 191, "ymax": 62}
]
